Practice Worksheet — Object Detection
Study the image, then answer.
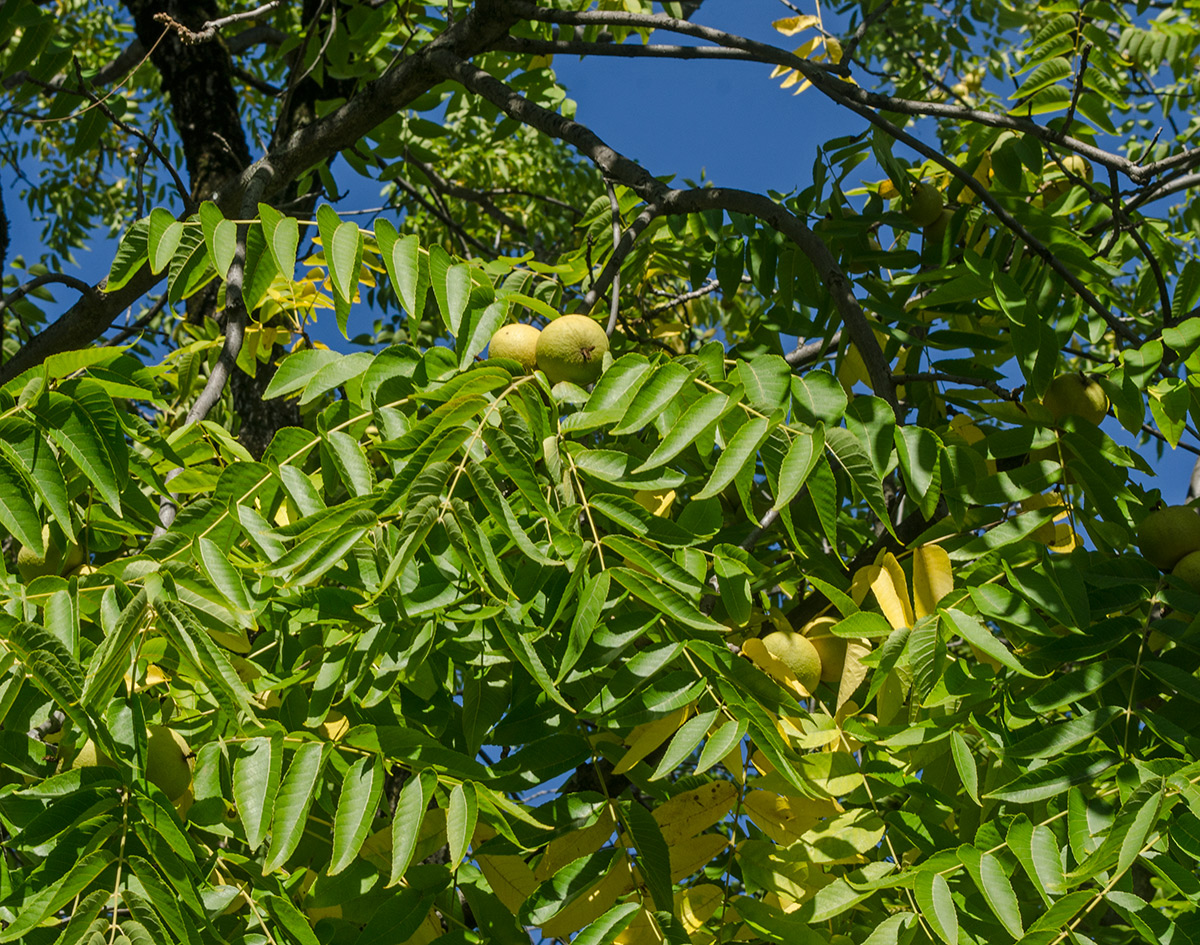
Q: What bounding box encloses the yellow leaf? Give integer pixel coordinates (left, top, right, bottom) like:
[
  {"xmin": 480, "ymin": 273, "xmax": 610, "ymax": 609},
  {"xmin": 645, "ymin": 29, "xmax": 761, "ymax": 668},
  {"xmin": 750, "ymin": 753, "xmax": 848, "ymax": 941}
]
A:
[
  {"xmin": 477, "ymin": 854, "xmax": 538, "ymax": 913},
  {"xmin": 793, "ymin": 38, "xmax": 822, "ymax": 59},
  {"xmin": 947, "ymin": 413, "xmax": 985, "ymax": 445},
  {"xmin": 1049, "ymin": 522, "xmax": 1080, "ymax": 553},
  {"xmin": 535, "ymin": 806, "xmax": 616, "ymax": 881},
  {"xmin": 670, "ymin": 833, "xmax": 731, "ymax": 881},
  {"xmin": 751, "ymin": 750, "xmax": 774, "ymax": 777},
  {"xmin": 743, "ymin": 791, "xmax": 834, "ymax": 846},
  {"xmin": 614, "ymin": 705, "xmax": 692, "ymax": 774},
  {"xmin": 770, "ymin": 63, "xmax": 791, "ymax": 79},
  {"xmin": 800, "ymin": 809, "xmax": 886, "ymax": 865},
  {"xmin": 871, "ymin": 552, "xmax": 914, "ymax": 629},
  {"xmin": 539, "ymin": 854, "xmax": 635, "ymax": 938},
  {"xmin": 837, "ymin": 340, "xmax": 870, "ymax": 392},
  {"xmin": 633, "ymin": 488, "xmax": 676, "ymax": 517},
  {"xmin": 408, "ymin": 908, "xmax": 444, "ymax": 945},
  {"xmin": 678, "ymin": 884, "xmax": 723, "ymax": 933},
  {"xmin": 836, "ymin": 641, "xmax": 871, "ymax": 711},
  {"xmin": 850, "ymin": 564, "xmax": 878, "ymax": 606},
  {"xmin": 780, "ymin": 69, "xmax": 803, "ymax": 90},
  {"xmin": 825, "ymin": 37, "xmax": 843, "ymax": 64},
  {"xmin": 654, "ymin": 781, "xmax": 738, "ymax": 846},
  {"xmin": 772, "ymin": 15, "xmax": 820, "ymax": 35},
  {"xmin": 1022, "ymin": 493, "xmax": 1077, "ymax": 550},
  {"xmin": 911, "ymin": 544, "xmax": 953, "ymax": 619},
  {"xmin": 741, "ymin": 639, "xmax": 811, "ymax": 698},
  {"xmin": 614, "ymin": 905, "xmax": 665, "ymax": 945},
  {"xmin": 801, "ymin": 749, "xmax": 864, "ymax": 797}
]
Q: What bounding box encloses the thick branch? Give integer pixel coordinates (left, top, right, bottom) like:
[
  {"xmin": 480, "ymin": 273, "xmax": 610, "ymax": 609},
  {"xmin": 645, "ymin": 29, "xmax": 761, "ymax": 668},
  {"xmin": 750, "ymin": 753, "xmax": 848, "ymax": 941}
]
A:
[{"xmin": 1, "ymin": 0, "xmax": 521, "ymax": 386}]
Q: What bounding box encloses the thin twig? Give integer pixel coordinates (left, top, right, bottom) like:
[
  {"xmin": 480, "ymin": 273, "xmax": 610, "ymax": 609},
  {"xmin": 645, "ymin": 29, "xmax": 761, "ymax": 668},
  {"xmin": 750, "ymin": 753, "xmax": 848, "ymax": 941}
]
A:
[
  {"xmin": 0, "ymin": 273, "xmax": 95, "ymax": 322},
  {"xmin": 106, "ymin": 295, "xmax": 170, "ymax": 347},
  {"xmin": 604, "ymin": 179, "xmax": 621, "ymax": 337},
  {"xmin": 892, "ymin": 371, "xmax": 1019, "ymax": 401},
  {"xmin": 1062, "ymin": 42, "xmax": 1092, "ymax": 132},
  {"xmin": 842, "ymin": 0, "xmax": 900, "ymax": 62},
  {"xmin": 389, "ymin": 174, "xmax": 493, "ymax": 256},
  {"xmin": 649, "ymin": 279, "xmax": 719, "ymax": 314},
  {"xmin": 403, "ymin": 149, "xmax": 527, "ymax": 235},
  {"xmin": 785, "ymin": 329, "xmax": 842, "ymax": 368},
  {"xmin": 66, "ymin": 60, "xmax": 194, "ymax": 212},
  {"xmin": 1143, "ymin": 423, "xmax": 1200, "ymax": 457},
  {"xmin": 153, "ymin": 1, "xmax": 283, "ymax": 45}
]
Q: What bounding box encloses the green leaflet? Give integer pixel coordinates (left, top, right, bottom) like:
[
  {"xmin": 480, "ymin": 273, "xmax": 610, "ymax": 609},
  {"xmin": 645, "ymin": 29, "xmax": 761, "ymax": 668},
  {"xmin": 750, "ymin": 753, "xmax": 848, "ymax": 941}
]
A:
[
  {"xmin": 447, "ymin": 780, "xmax": 478, "ymax": 871},
  {"xmin": 330, "ymin": 754, "xmax": 386, "ymax": 875},
  {"xmin": 621, "ymin": 801, "xmax": 673, "ymax": 912},
  {"xmin": 612, "ymin": 360, "xmax": 695, "ymax": 435},
  {"xmin": 633, "ymin": 389, "xmax": 732, "ymax": 473},
  {"xmin": 914, "ymin": 871, "xmax": 958, "ymax": 945},
  {"xmin": 694, "ymin": 415, "xmax": 771, "ymax": 500},
  {"xmin": 988, "ymin": 752, "xmax": 1120, "ymax": 804},
  {"xmin": 651, "ymin": 708, "xmax": 719, "ymax": 780},
  {"xmin": 264, "ymin": 741, "xmax": 328, "ymax": 873},
  {"xmin": 234, "ymin": 736, "xmax": 282, "ymax": 851},
  {"xmin": 390, "ymin": 770, "xmax": 437, "ymax": 886},
  {"xmin": 521, "ymin": 848, "xmax": 623, "ymax": 927},
  {"xmin": 0, "ymin": 850, "xmax": 115, "ymax": 942}
]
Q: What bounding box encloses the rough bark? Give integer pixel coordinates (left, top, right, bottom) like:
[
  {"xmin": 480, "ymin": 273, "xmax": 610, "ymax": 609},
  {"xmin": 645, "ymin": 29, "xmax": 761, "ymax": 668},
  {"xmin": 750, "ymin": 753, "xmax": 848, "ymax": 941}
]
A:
[
  {"xmin": 122, "ymin": 0, "xmax": 252, "ymax": 202},
  {"xmin": 0, "ymin": 0, "xmax": 521, "ymax": 385}
]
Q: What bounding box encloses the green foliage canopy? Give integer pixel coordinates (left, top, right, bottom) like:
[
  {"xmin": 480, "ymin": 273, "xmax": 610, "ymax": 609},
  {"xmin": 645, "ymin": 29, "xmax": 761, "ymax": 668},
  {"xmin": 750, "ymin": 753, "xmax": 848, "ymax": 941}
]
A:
[{"xmin": 2, "ymin": 2, "xmax": 1200, "ymax": 944}]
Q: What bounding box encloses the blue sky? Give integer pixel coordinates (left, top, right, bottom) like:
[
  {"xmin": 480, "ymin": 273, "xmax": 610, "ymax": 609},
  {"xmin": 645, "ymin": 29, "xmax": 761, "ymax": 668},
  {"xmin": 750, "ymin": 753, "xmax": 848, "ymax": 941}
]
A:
[{"xmin": 551, "ymin": 1, "xmax": 854, "ymax": 197}]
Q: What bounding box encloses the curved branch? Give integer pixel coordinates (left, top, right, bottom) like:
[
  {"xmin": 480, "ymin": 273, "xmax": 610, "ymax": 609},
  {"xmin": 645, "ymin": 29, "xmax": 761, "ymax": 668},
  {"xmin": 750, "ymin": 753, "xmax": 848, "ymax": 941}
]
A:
[
  {"xmin": 510, "ymin": 3, "xmax": 1199, "ymax": 187},
  {"xmin": 430, "ymin": 49, "xmax": 898, "ymax": 414},
  {"xmin": 0, "ymin": 273, "xmax": 94, "ymax": 320}
]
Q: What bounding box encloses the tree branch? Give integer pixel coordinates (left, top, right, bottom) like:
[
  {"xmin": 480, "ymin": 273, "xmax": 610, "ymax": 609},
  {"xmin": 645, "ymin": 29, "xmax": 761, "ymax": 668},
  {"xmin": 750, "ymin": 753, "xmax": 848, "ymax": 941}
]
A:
[
  {"xmin": 510, "ymin": 3, "xmax": 1199, "ymax": 187},
  {"xmin": 603, "ymin": 179, "xmax": 622, "ymax": 337},
  {"xmin": 785, "ymin": 330, "xmax": 841, "ymax": 368},
  {"xmin": 153, "ymin": 1, "xmax": 283, "ymax": 45},
  {"xmin": 403, "ymin": 149, "xmax": 528, "ymax": 236},
  {"xmin": 429, "ymin": 49, "xmax": 898, "ymax": 414},
  {"xmin": 0, "ymin": 0, "xmax": 522, "ymax": 386},
  {"xmin": 892, "ymin": 372, "xmax": 1019, "ymax": 402}
]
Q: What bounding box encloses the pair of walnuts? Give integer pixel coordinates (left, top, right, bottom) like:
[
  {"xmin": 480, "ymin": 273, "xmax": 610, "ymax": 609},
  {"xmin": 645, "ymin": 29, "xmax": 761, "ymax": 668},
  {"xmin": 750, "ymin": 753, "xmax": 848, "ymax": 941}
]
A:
[{"xmin": 489, "ymin": 314, "xmax": 608, "ymax": 387}]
